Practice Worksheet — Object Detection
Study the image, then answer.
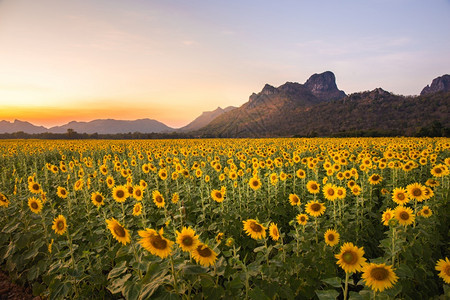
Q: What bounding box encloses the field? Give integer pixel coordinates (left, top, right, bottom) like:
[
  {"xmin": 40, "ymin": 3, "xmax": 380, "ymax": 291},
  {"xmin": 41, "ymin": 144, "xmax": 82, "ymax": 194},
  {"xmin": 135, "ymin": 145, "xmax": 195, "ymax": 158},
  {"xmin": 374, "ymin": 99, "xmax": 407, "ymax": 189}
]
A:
[{"xmin": 0, "ymin": 138, "xmax": 449, "ymax": 299}]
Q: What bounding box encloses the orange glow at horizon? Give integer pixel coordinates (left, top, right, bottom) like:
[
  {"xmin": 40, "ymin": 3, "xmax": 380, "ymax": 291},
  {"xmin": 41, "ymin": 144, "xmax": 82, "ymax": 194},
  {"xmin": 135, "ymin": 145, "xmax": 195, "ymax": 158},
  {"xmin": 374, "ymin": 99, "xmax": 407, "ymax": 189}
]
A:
[{"xmin": 0, "ymin": 104, "xmax": 201, "ymax": 129}]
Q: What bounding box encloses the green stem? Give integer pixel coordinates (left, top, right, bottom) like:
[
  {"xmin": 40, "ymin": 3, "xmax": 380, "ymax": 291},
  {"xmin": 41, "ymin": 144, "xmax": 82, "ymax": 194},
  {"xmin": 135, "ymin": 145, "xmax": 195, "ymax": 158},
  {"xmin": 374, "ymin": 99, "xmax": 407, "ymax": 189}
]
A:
[
  {"xmin": 169, "ymin": 255, "xmax": 179, "ymax": 294},
  {"xmin": 343, "ymin": 272, "xmax": 350, "ymax": 300}
]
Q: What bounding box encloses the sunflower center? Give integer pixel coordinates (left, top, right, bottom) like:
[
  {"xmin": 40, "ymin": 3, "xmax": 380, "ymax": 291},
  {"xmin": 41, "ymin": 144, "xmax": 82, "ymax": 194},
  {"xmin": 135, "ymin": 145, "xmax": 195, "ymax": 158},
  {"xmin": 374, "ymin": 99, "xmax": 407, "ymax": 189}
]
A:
[
  {"xmin": 397, "ymin": 193, "xmax": 405, "ymax": 200},
  {"xmin": 32, "ymin": 184, "xmax": 39, "ymax": 190},
  {"xmin": 337, "ymin": 190, "xmax": 343, "ymax": 196},
  {"xmin": 272, "ymin": 228, "xmax": 279, "ymax": 236},
  {"xmin": 412, "ymin": 188, "xmax": 422, "ymax": 197},
  {"xmin": 155, "ymin": 195, "xmax": 163, "ymax": 203},
  {"xmin": 423, "ymin": 209, "xmax": 429, "ymax": 214},
  {"xmin": 399, "ymin": 211, "xmax": 410, "ymax": 220},
  {"xmin": 300, "ymin": 216, "xmax": 306, "ymax": 222},
  {"xmin": 113, "ymin": 225, "xmax": 126, "ymax": 238},
  {"xmin": 342, "ymin": 251, "xmax": 357, "ymax": 265},
  {"xmin": 311, "ymin": 184, "xmax": 318, "ymax": 190},
  {"xmin": 95, "ymin": 195, "xmax": 103, "ymax": 203},
  {"xmin": 252, "ymin": 180, "xmax": 259, "ymax": 187},
  {"xmin": 135, "ymin": 190, "xmax": 142, "ymax": 197},
  {"xmin": 31, "ymin": 202, "xmax": 38, "ymax": 209},
  {"xmin": 182, "ymin": 236, "xmax": 193, "ymax": 246},
  {"xmin": 61, "ymin": 190, "xmax": 66, "ymax": 195},
  {"xmin": 57, "ymin": 220, "xmax": 64, "ymax": 230},
  {"xmin": 370, "ymin": 267, "xmax": 389, "ymax": 281},
  {"xmin": 197, "ymin": 246, "xmax": 212, "ymax": 257},
  {"xmin": 327, "ymin": 234, "xmax": 335, "ymax": 241},
  {"xmin": 327, "ymin": 189, "xmax": 335, "ymax": 196},
  {"xmin": 444, "ymin": 265, "xmax": 450, "ymax": 276},
  {"xmin": 215, "ymin": 192, "xmax": 222, "ymax": 199},
  {"xmin": 249, "ymin": 222, "xmax": 263, "ymax": 233},
  {"xmin": 116, "ymin": 190, "xmax": 125, "ymax": 198},
  {"xmin": 434, "ymin": 168, "xmax": 442, "ymax": 174},
  {"xmin": 311, "ymin": 203, "xmax": 321, "ymax": 212},
  {"xmin": 128, "ymin": 187, "xmax": 133, "ymax": 194},
  {"xmin": 151, "ymin": 235, "xmax": 168, "ymax": 250},
  {"xmin": 372, "ymin": 175, "xmax": 379, "ymax": 181}
]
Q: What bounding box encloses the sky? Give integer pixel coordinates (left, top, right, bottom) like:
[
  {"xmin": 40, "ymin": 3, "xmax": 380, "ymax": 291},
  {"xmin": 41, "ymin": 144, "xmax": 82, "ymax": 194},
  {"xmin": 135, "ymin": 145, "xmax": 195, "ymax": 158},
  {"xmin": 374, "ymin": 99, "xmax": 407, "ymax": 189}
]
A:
[{"xmin": 0, "ymin": 0, "xmax": 449, "ymax": 128}]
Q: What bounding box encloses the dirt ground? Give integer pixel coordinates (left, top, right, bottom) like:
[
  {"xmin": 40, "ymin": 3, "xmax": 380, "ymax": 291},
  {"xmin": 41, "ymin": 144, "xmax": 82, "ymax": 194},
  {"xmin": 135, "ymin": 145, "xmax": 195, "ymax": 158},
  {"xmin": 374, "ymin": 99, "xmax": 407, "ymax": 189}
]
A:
[{"xmin": 0, "ymin": 270, "xmax": 39, "ymax": 300}]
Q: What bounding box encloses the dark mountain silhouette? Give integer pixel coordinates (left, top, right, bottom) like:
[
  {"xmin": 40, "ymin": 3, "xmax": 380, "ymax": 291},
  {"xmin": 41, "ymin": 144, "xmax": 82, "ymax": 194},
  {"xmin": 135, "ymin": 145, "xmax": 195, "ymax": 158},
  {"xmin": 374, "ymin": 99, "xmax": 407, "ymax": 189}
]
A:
[
  {"xmin": 48, "ymin": 119, "xmax": 173, "ymax": 134},
  {"xmin": 178, "ymin": 106, "xmax": 236, "ymax": 132},
  {"xmin": 0, "ymin": 120, "xmax": 48, "ymax": 134},
  {"xmin": 196, "ymin": 73, "xmax": 449, "ymax": 137},
  {"xmin": 420, "ymin": 74, "xmax": 450, "ymax": 95}
]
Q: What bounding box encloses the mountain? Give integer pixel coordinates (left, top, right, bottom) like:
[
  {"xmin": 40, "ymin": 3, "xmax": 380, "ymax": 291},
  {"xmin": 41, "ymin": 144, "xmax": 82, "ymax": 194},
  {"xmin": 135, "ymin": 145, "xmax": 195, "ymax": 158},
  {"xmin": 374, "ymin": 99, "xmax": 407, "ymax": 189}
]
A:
[
  {"xmin": 420, "ymin": 74, "xmax": 450, "ymax": 95},
  {"xmin": 196, "ymin": 71, "xmax": 346, "ymax": 137},
  {"xmin": 48, "ymin": 119, "xmax": 173, "ymax": 134},
  {"xmin": 196, "ymin": 73, "xmax": 449, "ymax": 137},
  {"xmin": 178, "ymin": 106, "xmax": 236, "ymax": 132},
  {"xmin": 0, "ymin": 120, "xmax": 48, "ymax": 134}
]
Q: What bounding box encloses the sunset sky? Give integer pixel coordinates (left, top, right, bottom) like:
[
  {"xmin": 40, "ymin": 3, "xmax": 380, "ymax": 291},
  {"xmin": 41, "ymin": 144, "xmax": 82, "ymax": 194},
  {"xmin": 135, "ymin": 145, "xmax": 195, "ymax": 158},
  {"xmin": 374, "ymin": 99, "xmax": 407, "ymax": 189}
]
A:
[{"xmin": 0, "ymin": 0, "xmax": 449, "ymax": 128}]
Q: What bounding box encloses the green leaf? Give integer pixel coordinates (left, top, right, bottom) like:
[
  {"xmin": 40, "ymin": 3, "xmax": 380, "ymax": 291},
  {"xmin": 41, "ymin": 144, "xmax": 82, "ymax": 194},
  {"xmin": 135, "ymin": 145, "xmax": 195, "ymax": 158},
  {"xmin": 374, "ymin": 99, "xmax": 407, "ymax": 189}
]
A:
[
  {"xmin": 108, "ymin": 273, "xmax": 132, "ymax": 295},
  {"xmin": 108, "ymin": 261, "xmax": 128, "ymax": 279},
  {"xmin": 249, "ymin": 287, "xmax": 270, "ymax": 300},
  {"xmin": 253, "ymin": 246, "xmax": 265, "ymax": 253},
  {"xmin": 181, "ymin": 264, "xmax": 207, "ymax": 275},
  {"xmin": 349, "ymin": 291, "xmax": 365, "ymax": 300},
  {"xmin": 316, "ymin": 289, "xmax": 339, "ymax": 300},
  {"xmin": 322, "ymin": 277, "xmax": 342, "ymax": 288},
  {"xmin": 123, "ymin": 281, "xmax": 141, "ymax": 300}
]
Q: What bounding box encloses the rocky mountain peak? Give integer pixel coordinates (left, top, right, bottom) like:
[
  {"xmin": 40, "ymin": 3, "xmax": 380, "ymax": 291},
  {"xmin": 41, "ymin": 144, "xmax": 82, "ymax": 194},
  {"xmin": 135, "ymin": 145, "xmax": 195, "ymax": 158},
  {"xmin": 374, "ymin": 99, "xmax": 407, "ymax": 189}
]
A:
[
  {"xmin": 420, "ymin": 74, "xmax": 450, "ymax": 95},
  {"xmin": 304, "ymin": 71, "xmax": 346, "ymax": 101}
]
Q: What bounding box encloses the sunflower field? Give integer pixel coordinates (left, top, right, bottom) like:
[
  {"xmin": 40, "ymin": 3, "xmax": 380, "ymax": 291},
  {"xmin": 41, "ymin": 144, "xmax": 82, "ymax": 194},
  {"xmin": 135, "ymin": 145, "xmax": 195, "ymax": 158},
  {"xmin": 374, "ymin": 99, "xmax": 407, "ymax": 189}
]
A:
[{"xmin": 0, "ymin": 138, "xmax": 449, "ymax": 299}]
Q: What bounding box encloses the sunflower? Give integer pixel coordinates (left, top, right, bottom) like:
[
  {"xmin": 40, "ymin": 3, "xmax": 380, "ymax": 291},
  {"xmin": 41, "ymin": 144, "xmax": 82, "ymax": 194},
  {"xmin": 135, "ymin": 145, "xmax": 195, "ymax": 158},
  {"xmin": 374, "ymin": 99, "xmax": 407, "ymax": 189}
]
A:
[
  {"xmin": 56, "ymin": 186, "xmax": 68, "ymax": 199},
  {"xmin": 362, "ymin": 263, "xmax": 398, "ymax": 292},
  {"xmin": 392, "ymin": 188, "xmax": 409, "ymax": 205},
  {"xmin": 133, "ymin": 185, "xmax": 144, "ymax": 201},
  {"xmin": 132, "ymin": 203, "xmax": 143, "ymax": 216},
  {"xmin": 91, "ymin": 192, "xmax": 105, "ymax": 207},
  {"xmin": 419, "ymin": 205, "xmax": 432, "ymax": 218},
  {"xmin": 305, "ymin": 200, "xmax": 326, "ymax": 217},
  {"xmin": 351, "ymin": 185, "xmax": 362, "ymax": 196},
  {"xmin": 335, "ymin": 186, "xmax": 346, "ymax": 200},
  {"xmin": 175, "ymin": 227, "xmax": 199, "ymax": 252},
  {"xmin": 48, "ymin": 238, "xmax": 54, "ymax": 253},
  {"xmin": 324, "ymin": 229, "xmax": 340, "ymax": 247},
  {"xmin": 112, "ymin": 185, "xmax": 128, "ymax": 203},
  {"xmin": 406, "ymin": 183, "xmax": 426, "ymax": 202},
  {"xmin": 28, "ymin": 197, "xmax": 43, "ymax": 214},
  {"xmin": 192, "ymin": 243, "xmax": 218, "ymax": 267},
  {"xmin": 269, "ymin": 223, "xmax": 280, "ymax": 241},
  {"xmin": 243, "ymin": 219, "xmax": 266, "ymax": 240},
  {"xmin": 106, "ymin": 218, "xmax": 131, "ymax": 245},
  {"xmin": 168, "ymin": 193, "xmax": 179, "ymax": 204},
  {"xmin": 138, "ymin": 228, "xmax": 173, "ymax": 258},
  {"xmin": 28, "ymin": 181, "xmax": 42, "ymax": 194},
  {"xmin": 431, "ymin": 164, "xmax": 448, "ymax": 177},
  {"xmin": 394, "ymin": 206, "xmax": 415, "ymax": 226},
  {"xmin": 74, "ymin": 179, "xmax": 84, "ymax": 191},
  {"xmin": 323, "ymin": 183, "xmax": 338, "ymax": 201},
  {"xmin": 296, "ymin": 169, "xmax": 306, "ymax": 179},
  {"xmin": 211, "ymin": 188, "xmax": 226, "ymax": 203},
  {"xmin": 335, "ymin": 242, "xmax": 367, "ymax": 273},
  {"xmin": 423, "ymin": 187, "xmax": 434, "ymax": 200},
  {"xmin": 368, "ymin": 174, "xmax": 383, "ymax": 185},
  {"xmin": 52, "ymin": 215, "xmax": 67, "ymax": 235},
  {"xmin": 106, "ymin": 176, "xmax": 115, "ymax": 188},
  {"xmin": 306, "ymin": 180, "xmax": 320, "ymax": 194},
  {"xmin": 435, "ymin": 257, "xmax": 450, "ymax": 284},
  {"xmin": 289, "ymin": 194, "xmax": 301, "ymax": 206},
  {"xmin": 249, "ymin": 177, "xmax": 261, "ymax": 191},
  {"xmin": 381, "ymin": 208, "xmax": 394, "ymax": 226},
  {"xmin": 0, "ymin": 193, "xmax": 9, "ymax": 207},
  {"xmin": 296, "ymin": 213, "xmax": 308, "ymax": 225},
  {"xmin": 425, "ymin": 179, "xmax": 439, "ymax": 187},
  {"xmin": 152, "ymin": 190, "xmax": 165, "ymax": 208},
  {"xmin": 158, "ymin": 168, "xmax": 168, "ymax": 180}
]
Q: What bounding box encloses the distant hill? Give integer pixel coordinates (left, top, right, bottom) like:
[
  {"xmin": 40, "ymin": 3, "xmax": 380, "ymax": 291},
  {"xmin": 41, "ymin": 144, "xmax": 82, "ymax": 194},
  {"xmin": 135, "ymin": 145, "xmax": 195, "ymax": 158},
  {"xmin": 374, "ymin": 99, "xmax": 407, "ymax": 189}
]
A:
[
  {"xmin": 178, "ymin": 106, "xmax": 236, "ymax": 132},
  {"xmin": 0, "ymin": 120, "xmax": 48, "ymax": 134},
  {"xmin": 196, "ymin": 73, "xmax": 449, "ymax": 137},
  {"xmin": 48, "ymin": 119, "xmax": 173, "ymax": 134}
]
